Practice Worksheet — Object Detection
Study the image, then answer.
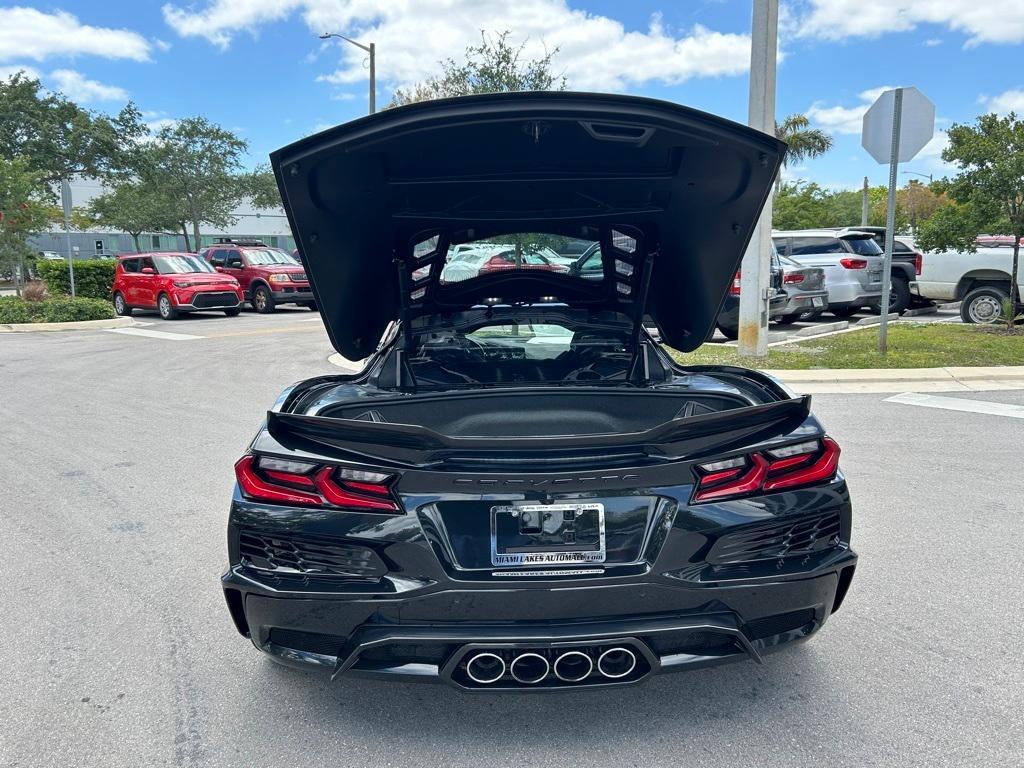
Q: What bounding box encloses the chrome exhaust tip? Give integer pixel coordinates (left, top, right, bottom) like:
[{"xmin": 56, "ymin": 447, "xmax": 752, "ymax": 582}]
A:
[
  {"xmin": 509, "ymin": 652, "xmax": 549, "ymax": 685},
  {"xmin": 597, "ymin": 647, "xmax": 637, "ymax": 679},
  {"xmin": 553, "ymin": 651, "xmax": 593, "ymax": 683},
  {"xmin": 465, "ymin": 652, "xmax": 506, "ymax": 684}
]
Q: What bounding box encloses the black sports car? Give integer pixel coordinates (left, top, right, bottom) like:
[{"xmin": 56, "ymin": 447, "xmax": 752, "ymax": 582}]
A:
[{"xmin": 222, "ymin": 92, "xmax": 856, "ymax": 691}]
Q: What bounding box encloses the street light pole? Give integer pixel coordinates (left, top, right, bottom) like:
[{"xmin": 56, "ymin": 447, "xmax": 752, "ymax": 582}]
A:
[
  {"xmin": 901, "ymin": 170, "xmax": 933, "ymax": 184},
  {"xmin": 737, "ymin": 0, "xmax": 778, "ymax": 358},
  {"xmin": 319, "ymin": 33, "xmax": 376, "ymax": 114}
]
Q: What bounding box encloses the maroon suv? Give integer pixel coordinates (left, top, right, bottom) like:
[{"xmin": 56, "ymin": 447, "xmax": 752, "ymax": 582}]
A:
[{"xmin": 201, "ymin": 241, "xmax": 314, "ymax": 313}]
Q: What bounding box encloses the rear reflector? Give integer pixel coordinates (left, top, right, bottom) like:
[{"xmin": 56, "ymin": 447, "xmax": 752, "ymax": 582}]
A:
[
  {"xmin": 693, "ymin": 438, "xmax": 841, "ymax": 502},
  {"xmin": 235, "ymin": 455, "xmax": 400, "ymax": 512}
]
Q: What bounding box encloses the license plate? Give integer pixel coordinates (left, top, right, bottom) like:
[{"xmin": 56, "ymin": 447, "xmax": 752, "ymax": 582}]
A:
[
  {"xmin": 490, "ymin": 503, "xmax": 605, "ymax": 567},
  {"xmin": 812, "ymin": 297, "xmax": 824, "ymax": 307}
]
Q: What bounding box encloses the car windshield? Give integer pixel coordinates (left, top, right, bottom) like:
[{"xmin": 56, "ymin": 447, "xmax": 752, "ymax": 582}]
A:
[
  {"xmin": 408, "ymin": 315, "xmax": 632, "ymax": 387},
  {"xmin": 153, "ymin": 255, "xmax": 215, "ymax": 274},
  {"xmin": 243, "ymin": 248, "xmax": 300, "ymax": 265},
  {"xmin": 843, "ymin": 237, "xmax": 883, "ymax": 256},
  {"xmin": 439, "ymin": 234, "xmax": 598, "ymax": 284}
]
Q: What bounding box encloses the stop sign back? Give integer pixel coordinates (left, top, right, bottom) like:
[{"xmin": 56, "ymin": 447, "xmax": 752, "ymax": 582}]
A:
[{"xmin": 861, "ymin": 87, "xmax": 935, "ymax": 164}]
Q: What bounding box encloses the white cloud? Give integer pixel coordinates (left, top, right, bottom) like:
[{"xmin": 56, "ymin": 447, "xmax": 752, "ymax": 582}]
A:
[
  {"xmin": 796, "ymin": 0, "xmax": 1024, "ymax": 46},
  {"xmin": 162, "ymin": 1, "xmax": 752, "ymax": 92},
  {"xmin": 982, "ymin": 88, "xmax": 1024, "ymax": 115},
  {"xmin": 0, "ymin": 7, "xmax": 150, "ymax": 62},
  {"xmin": 0, "ymin": 64, "xmax": 42, "ymax": 81},
  {"xmin": 154, "ymin": 38, "xmax": 173, "ymax": 52},
  {"xmin": 806, "ymin": 86, "xmax": 898, "ymax": 135},
  {"xmin": 923, "ymin": 38, "xmax": 942, "ymax": 47},
  {"xmin": 48, "ymin": 69, "xmax": 128, "ymax": 103}
]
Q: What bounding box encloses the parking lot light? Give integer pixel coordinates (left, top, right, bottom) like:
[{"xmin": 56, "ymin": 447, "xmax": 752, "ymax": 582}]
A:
[{"xmin": 319, "ymin": 32, "xmax": 375, "ymax": 114}]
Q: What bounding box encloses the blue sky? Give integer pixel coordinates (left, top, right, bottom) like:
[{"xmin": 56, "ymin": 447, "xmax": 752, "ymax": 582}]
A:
[{"xmin": 2, "ymin": 0, "xmax": 1023, "ymax": 190}]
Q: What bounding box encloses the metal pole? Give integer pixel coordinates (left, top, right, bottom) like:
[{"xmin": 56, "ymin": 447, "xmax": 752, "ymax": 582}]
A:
[
  {"xmin": 879, "ymin": 88, "xmax": 903, "ymax": 355},
  {"xmin": 861, "ymin": 176, "xmax": 869, "ymax": 226},
  {"xmin": 61, "ymin": 178, "xmax": 76, "ymax": 297},
  {"xmin": 737, "ymin": 0, "xmax": 778, "ymax": 358},
  {"xmin": 368, "ymin": 42, "xmax": 376, "ymax": 114}
]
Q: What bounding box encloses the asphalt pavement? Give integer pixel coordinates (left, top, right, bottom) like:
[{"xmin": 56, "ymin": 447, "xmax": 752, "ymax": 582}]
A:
[{"xmin": 1, "ymin": 307, "xmax": 1021, "ymax": 768}]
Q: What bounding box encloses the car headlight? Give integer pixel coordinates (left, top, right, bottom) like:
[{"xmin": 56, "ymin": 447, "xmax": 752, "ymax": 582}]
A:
[
  {"xmin": 173, "ymin": 281, "xmax": 194, "ymax": 288},
  {"xmin": 268, "ymin": 274, "xmax": 288, "ymax": 283}
]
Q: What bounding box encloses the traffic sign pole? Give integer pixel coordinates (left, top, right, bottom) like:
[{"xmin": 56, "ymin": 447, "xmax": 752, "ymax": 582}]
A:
[
  {"xmin": 61, "ymin": 179, "xmax": 76, "ymax": 298},
  {"xmin": 879, "ymin": 88, "xmax": 903, "ymax": 355}
]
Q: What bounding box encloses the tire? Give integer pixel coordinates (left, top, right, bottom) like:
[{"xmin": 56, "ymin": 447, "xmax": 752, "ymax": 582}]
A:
[
  {"xmin": 252, "ymin": 284, "xmax": 275, "ymax": 314},
  {"xmin": 113, "ymin": 292, "xmax": 132, "ymax": 317},
  {"xmin": 158, "ymin": 293, "xmax": 178, "ymax": 320},
  {"xmin": 223, "ymin": 307, "xmax": 241, "ymax": 317},
  {"xmin": 831, "ymin": 306, "xmax": 861, "ymax": 318},
  {"xmin": 960, "ymin": 286, "xmax": 1008, "ymax": 324},
  {"xmin": 888, "ymin": 278, "xmax": 911, "ymax": 314},
  {"xmin": 716, "ymin": 323, "xmax": 738, "ymax": 340},
  {"xmin": 777, "ymin": 313, "xmax": 802, "ymax": 324}
]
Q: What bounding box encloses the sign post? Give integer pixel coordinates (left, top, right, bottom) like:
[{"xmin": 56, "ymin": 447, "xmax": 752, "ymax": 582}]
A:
[
  {"xmin": 861, "ymin": 87, "xmax": 934, "ymax": 354},
  {"xmin": 61, "ymin": 179, "xmax": 76, "ymax": 297}
]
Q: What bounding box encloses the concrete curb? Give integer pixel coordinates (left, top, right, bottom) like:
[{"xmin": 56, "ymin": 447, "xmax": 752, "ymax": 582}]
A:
[
  {"xmin": 792, "ymin": 320, "xmax": 848, "ymax": 337},
  {"xmin": 902, "ymin": 305, "xmax": 938, "ymax": 317},
  {"xmin": 854, "ymin": 312, "xmax": 899, "ymax": 326},
  {"xmin": 765, "ymin": 365, "xmax": 1024, "ymax": 394},
  {"xmin": 0, "ymin": 316, "xmax": 133, "ymax": 333}
]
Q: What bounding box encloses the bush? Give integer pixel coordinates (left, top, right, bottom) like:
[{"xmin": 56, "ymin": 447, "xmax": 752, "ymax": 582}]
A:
[
  {"xmin": 35, "ymin": 259, "xmax": 115, "ymax": 300},
  {"xmin": 22, "ymin": 280, "xmax": 48, "ymax": 301},
  {"xmin": 0, "ymin": 296, "xmax": 115, "ymax": 324}
]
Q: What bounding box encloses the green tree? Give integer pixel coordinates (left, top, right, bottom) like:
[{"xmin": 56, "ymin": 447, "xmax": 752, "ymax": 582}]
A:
[
  {"xmin": 87, "ymin": 181, "xmax": 178, "ymax": 252},
  {"xmin": 0, "ymin": 72, "xmax": 145, "ymax": 185},
  {"xmin": 390, "ymin": 31, "xmax": 566, "ymax": 107},
  {"xmin": 145, "ymin": 117, "xmax": 248, "ymax": 250},
  {"xmin": 774, "ymin": 114, "xmax": 833, "ymax": 195},
  {"xmin": 0, "ymin": 157, "xmax": 53, "ymax": 292},
  {"xmin": 243, "ymin": 165, "xmax": 282, "ymax": 210},
  {"xmin": 916, "ymin": 113, "xmax": 1024, "ymax": 326}
]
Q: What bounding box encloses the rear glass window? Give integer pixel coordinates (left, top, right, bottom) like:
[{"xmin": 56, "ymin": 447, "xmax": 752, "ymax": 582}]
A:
[
  {"xmin": 790, "ymin": 237, "xmax": 844, "ymax": 255},
  {"xmin": 439, "ymin": 234, "xmax": 599, "ymax": 284},
  {"xmin": 843, "ymin": 237, "xmax": 883, "ymax": 256}
]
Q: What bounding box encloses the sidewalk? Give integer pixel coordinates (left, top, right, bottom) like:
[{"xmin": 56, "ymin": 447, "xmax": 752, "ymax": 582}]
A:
[{"xmin": 768, "ymin": 366, "xmax": 1024, "ymax": 394}]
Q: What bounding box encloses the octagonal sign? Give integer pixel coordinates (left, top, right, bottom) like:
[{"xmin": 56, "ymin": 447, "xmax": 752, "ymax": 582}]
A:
[{"xmin": 861, "ymin": 87, "xmax": 935, "ymax": 164}]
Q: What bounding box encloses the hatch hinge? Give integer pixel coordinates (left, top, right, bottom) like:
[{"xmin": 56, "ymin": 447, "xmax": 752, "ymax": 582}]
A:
[{"xmin": 627, "ymin": 247, "xmax": 656, "ymax": 384}]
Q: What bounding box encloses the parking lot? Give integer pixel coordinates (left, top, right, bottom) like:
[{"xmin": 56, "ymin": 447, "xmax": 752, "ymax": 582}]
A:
[{"xmin": 2, "ymin": 309, "xmax": 1021, "ymax": 768}]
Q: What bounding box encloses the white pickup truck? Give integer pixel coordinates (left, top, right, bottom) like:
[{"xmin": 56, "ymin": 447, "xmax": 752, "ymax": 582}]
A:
[{"xmin": 911, "ymin": 247, "xmax": 1024, "ymax": 323}]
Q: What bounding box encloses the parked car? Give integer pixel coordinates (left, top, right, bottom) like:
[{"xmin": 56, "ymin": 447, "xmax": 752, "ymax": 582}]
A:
[
  {"xmin": 715, "ymin": 249, "xmax": 787, "ymax": 340},
  {"xmin": 112, "ymin": 252, "xmax": 243, "ymax": 320},
  {"xmin": 201, "ymin": 240, "xmax": 313, "ymax": 313},
  {"xmin": 774, "ymin": 254, "xmax": 829, "ymax": 323},
  {"xmin": 845, "ymin": 226, "xmax": 923, "ymax": 314},
  {"xmin": 476, "ymin": 249, "xmax": 569, "ymax": 276},
  {"xmin": 911, "ymin": 247, "xmax": 1024, "ymax": 323},
  {"xmin": 772, "ymin": 229, "xmax": 883, "ymax": 317},
  {"xmin": 568, "ymin": 242, "xmax": 603, "ymax": 281},
  {"xmin": 221, "ymin": 93, "xmax": 856, "ymax": 690},
  {"xmin": 439, "ymin": 244, "xmax": 510, "ymax": 283}
]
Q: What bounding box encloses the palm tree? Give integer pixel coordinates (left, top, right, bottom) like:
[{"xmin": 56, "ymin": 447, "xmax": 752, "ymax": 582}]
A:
[{"xmin": 774, "ymin": 114, "xmax": 833, "ymax": 194}]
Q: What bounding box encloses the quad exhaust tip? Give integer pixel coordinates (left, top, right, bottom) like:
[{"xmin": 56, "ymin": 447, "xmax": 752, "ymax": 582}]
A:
[
  {"xmin": 553, "ymin": 651, "xmax": 594, "ymax": 682},
  {"xmin": 509, "ymin": 653, "xmax": 550, "ymax": 684},
  {"xmin": 597, "ymin": 647, "xmax": 637, "ymax": 679},
  {"xmin": 465, "ymin": 652, "xmax": 506, "ymax": 685}
]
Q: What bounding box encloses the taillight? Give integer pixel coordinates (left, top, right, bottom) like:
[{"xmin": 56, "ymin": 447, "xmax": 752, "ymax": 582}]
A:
[
  {"xmin": 783, "ymin": 273, "xmax": 805, "ymax": 284},
  {"xmin": 234, "ymin": 455, "xmax": 399, "ymax": 512},
  {"xmin": 839, "ymin": 258, "xmax": 867, "ymax": 270},
  {"xmin": 693, "ymin": 438, "xmax": 841, "ymax": 502},
  {"xmin": 729, "ymin": 271, "xmax": 742, "ymax": 295},
  {"xmin": 913, "ymin": 252, "xmax": 923, "ymax": 275}
]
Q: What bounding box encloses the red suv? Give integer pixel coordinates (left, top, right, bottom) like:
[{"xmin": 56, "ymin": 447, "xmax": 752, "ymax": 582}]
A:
[
  {"xmin": 201, "ymin": 241, "xmax": 314, "ymax": 313},
  {"xmin": 112, "ymin": 252, "xmax": 243, "ymax": 320}
]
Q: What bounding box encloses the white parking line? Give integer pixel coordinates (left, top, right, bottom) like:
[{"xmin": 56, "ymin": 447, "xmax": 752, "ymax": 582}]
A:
[
  {"xmin": 106, "ymin": 328, "xmax": 204, "ymax": 341},
  {"xmin": 885, "ymin": 392, "xmax": 1024, "ymax": 419}
]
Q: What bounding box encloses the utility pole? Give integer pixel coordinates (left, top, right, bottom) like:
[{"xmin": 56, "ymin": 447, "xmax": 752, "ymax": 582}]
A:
[
  {"xmin": 861, "ymin": 176, "xmax": 869, "ymax": 226},
  {"xmin": 61, "ymin": 178, "xmax": 76, "ymax": 297},
  {"xmin": 319, "ymin": 33, "xmax": 376, "ymax": 114},
  {"xmin": 737, "ymin": 0, "xmax": 778, "ymax": 357}
]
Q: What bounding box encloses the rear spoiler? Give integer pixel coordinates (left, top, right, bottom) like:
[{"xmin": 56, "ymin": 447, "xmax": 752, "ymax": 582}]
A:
[{"xmin": 265, "ymin": 396, "xmax": 812, "ymax": 469}]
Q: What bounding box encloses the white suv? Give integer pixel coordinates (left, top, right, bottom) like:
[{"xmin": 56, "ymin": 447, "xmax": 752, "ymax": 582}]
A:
[{"xmin": 772, "ymin": 229, "xmax": 885, "ymax": 317}]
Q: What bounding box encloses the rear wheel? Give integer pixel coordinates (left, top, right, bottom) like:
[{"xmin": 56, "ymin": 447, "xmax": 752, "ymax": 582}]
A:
[
  {"xmin": 252, "ymin": 285, "xmax": 275, "ymax": 314},
  {"xmin": 716, "ymin": 323, "xmax": 738, "ymax": 340},
  {"xmin": 223, "ymin": 307, "xmax": 241, "ymax": 317},
  {"xmin": 888, "ymin": 278, "xmax": 911, "ymax": 314},
  {"xmin": 831, "ymin": 306, "xmax": 861, "ymax": 318},
  {"xmin": 777, "ymin": 313, "xmax": 802, "ymax": 324},
  {"xmin": 158, "ymin": 293, "xmax": 178, "ymax": 320},
  {"xmin": 961, "ymin": 286, "xmax": 1008, "ymax": 324},
  {"xmin": 113, "ymin": 292, "xmax": 131, "ymax": 317}
]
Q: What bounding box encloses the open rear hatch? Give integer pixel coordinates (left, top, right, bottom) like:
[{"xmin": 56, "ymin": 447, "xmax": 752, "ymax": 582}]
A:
[{"xmin": 271, "ymin": 92, "xmax": 785, "ymax": 359}]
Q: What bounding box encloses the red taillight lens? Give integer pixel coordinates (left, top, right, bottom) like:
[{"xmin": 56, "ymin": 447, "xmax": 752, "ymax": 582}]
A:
[
  {"xmin": 693, "ymin": 438, "xmax": 841, "ymax": 502},
  {"xmin": 913, "ymin": 252, "xmax": 923, "ymax": 275},
  {"xmin": 729, "ymin": 271, "xmax": 742, "ymax": 295},
  {"xmin": 783, "ymin": 273, "xmax": 805, "ymax": 284},
  {"xmin": 839, "ymin": 258, "xmax": 867, "ymax": 270},
  {"xmin": 234, "ymin": 455, "xmax": 399, "ymax": 512}
]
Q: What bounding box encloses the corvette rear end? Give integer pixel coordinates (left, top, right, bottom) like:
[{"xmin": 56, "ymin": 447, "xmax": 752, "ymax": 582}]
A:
[{"xmin": 221, "ymin": 92, "xmax": 856, "ymax": 690}]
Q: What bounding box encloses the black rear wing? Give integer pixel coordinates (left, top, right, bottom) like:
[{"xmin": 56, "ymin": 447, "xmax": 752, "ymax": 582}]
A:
[{"xmin": 265, "ymin": 396, "xmax": 812, "ymax": 470}]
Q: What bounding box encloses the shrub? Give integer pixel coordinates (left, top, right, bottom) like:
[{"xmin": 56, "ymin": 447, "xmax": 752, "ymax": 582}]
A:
[
  {"xmin": 0, "ymin": 296, "xmax": 114, "ymax": 324},
  {"xmin": 35, "ymin": 259, "xmax": 115, "ymax": 300},
  {"xmin": 21, "ymin": 280, "xmax": 48, "ymax": 302}
]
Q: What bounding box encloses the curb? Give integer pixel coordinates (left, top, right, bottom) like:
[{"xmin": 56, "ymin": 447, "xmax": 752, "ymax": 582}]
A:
[
  {"xmin": 854, "ymin": 312, "xmax": 899, "ymax": 326},
  {"xmin": 764, "ymin": 365, "xmax": 1024, "ymax": 393},
  {"xmin": 791, "ymin": 320, "xmax": 848, "ymax": 337},
  {"xmin": 0, "ymin": 316, "xmax": 133, "ymax": 333},
  {"xmin": 902, "ymin": 305, "xmax": 938, "ymax": 317}
]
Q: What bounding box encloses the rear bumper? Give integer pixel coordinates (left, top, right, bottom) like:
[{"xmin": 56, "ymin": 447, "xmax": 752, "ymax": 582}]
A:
[
  {"xmin": 773, "ymin": 290, "xmax": 828, "ymax": 316},
  {"xmin": 223, "ymin": 548, "xmax": 856, "ymax": 690}
]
